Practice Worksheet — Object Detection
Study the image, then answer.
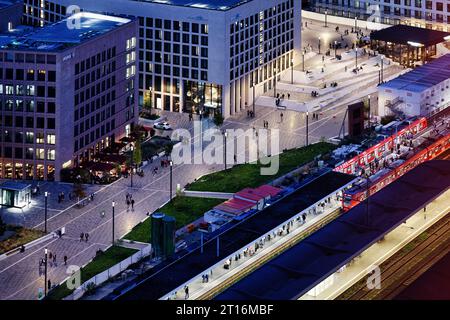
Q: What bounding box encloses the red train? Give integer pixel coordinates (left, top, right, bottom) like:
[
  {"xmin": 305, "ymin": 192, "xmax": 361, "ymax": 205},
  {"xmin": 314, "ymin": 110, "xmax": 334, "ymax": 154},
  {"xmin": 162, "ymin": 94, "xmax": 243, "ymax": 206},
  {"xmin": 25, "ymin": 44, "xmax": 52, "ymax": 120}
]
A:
[
  {"xmin": 334, "ymin": 117, "xmax": 428, "ymax": 175},
  {"xmin": 342, "ymin": 132, "xmax": 450, "ymax": 211}
]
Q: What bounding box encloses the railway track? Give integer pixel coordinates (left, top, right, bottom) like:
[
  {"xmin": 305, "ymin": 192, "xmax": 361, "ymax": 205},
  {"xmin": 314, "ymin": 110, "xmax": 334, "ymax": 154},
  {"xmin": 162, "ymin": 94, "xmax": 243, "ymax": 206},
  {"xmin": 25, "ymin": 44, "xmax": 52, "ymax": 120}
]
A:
[
  {"xmin": 196, "ymin": 208, "xmax": 342, "ymax": 300},
  {"xmin": 338, "ymin": 212, "xmax": 450, "ymax": 300}
]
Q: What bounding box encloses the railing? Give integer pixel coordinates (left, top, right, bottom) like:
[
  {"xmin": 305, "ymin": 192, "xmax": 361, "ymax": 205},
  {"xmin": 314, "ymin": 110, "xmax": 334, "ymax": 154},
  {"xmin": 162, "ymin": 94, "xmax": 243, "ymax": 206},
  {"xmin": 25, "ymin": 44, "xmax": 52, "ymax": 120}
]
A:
[{"xmin": 67, "ymin": 245, "xmax": 152, "ymax": 300}]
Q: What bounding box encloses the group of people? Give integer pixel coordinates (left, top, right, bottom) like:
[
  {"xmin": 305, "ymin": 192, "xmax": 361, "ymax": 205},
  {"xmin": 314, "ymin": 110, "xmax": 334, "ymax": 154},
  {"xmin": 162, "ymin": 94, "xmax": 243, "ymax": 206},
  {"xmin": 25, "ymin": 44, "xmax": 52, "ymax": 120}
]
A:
[
  {"xmin": 262, "ymin": 120, "xmax": 269, "ymax": 129},
  {"xmin": 311, "ymin": 91, "xmax": 319, "ymax": 97},
  {"xmin": 57, "ymin": 192, "xmax": 66, "ymax": 203},
  {"xmin": 39, "ymin": 251, "xmax": 69, "ymax": 275},
  {"xmin": 126, "ymin": 193, "xmax": 135, "ymax": 212},
  {"xmin": 80, "ymin": 232, "xmax": 90, "ymax": 242},
  {"xmin": 247, "ymin": 110, "xmax": 255, "ymax": 118}
]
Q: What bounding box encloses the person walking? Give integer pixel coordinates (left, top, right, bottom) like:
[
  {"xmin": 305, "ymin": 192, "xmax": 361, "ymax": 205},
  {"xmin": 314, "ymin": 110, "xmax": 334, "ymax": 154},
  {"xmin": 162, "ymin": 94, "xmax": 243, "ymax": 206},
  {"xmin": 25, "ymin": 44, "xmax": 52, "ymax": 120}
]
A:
[
  {"xmin": 131, "ymin": 199, "xmax": 135, "ymax": 211},
  {"xmin": 126, "ymin": 199, "xmax": 130, "ymax": 211},
  {"xmin": 85, "ymin": 233, "xmax": 89, "ymax": 242},
  {"xmin": 53, "ymin": 253, "xmax": 57, "ymax": 266},
  {"xmin": 184, "ymin": 286, "xmax": 189, "ymax": 300},
  {"xmin": 280, "ymin": 112, "xmax": 284, "ymax": 123},
  {"xmin": 64, "ymin": 255, "xmax": 68, "ymax": 266}
]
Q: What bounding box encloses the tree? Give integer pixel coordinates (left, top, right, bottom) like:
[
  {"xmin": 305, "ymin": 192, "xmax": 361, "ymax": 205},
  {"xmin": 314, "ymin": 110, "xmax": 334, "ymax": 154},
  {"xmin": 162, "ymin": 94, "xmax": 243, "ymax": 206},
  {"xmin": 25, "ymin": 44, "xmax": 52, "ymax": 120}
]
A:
[
  {"xmin": 213, "ymin": 112, "xmax": 224, "ymax": 127},
  {"xmin": 72, "ymin": 182, "xmax": 86, "ymax": 199},
  {"xmin": 164, "ymin": 143, "xmax": 174, "ymax": 158},
  {"xmin": 133, "ymin": 140, "xmax": 143, "ymax": 166}
]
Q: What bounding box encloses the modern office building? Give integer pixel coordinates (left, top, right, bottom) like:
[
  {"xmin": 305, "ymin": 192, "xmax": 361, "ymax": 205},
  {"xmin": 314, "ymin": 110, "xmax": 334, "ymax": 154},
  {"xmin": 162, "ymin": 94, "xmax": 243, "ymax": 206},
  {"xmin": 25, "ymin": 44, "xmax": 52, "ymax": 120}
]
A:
[
  {"xmin": 22, "ymin": 0, "xmax": 302, "ymax": 118},
  {"xmin": 378, "ymin": 54, "xmax": 450, "ymax": 118},
  {"xmin": 0, "ymin": 0, "xmax": 22, "ymax": 32},
  {"xmin": 308, "ymin": 0, "xmax": 450, "ymax": 32},
  {"xmin": 0, "ymin": 12, "xmax": 138, "ymax": 181}
]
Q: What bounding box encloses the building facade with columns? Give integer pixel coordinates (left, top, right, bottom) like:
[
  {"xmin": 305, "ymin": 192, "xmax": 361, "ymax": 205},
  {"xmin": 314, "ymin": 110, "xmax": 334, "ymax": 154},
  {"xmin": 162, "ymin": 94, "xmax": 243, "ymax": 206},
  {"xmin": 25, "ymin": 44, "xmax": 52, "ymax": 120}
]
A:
[{"xmin": 22, "ymin": 0, "xmax": 302, "ymax": 118}]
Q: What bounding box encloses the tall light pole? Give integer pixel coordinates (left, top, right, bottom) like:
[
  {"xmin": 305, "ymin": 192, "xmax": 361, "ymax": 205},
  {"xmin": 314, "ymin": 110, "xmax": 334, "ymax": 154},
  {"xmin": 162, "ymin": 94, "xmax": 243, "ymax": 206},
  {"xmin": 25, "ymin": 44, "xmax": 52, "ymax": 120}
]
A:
[
  {"xmin": 44, "ymin": 248, "xmax": 48, "ymax": 297},
  {"xmin": 223, "ymin": 130, "xmax": 228, "ymax": 170},
  {"xmin": 306, "ymin": 111, "xmax": 309, "ymax": 146},
  {"xmin": 325, "ymin": 10, "xmax": 328, "ymax": 27},
  {"xmin": 252, "ymin": 80, "xmax": 256, "ymax": 116},
  {"xmin": 169, "ymin": 160, "xmax": 173, "ymax": 201},
  {"xmin": 354, "ymin": 16, "xmax": 358, "ymax": 32},
  {"xmin": 273, "ymin": 67, "xmax": 277, "ymax": 98},
  {"xmin": 368, "ymin": 95, "xmax": 371, "ymax": 127},
  {"xmin": 291, "ymin": 58, "xmax": 294, "ymax": 84},
  {"xmin": 130, "ymin": 144, "xmax": 134, "ymax": 188},
  {"xmin": 112, "ymin": 201, "xmax": 115, "ymax": 245},
  {"xmin": 44, "ymin": 192, "xmax": 48, "ymax": 233},
  {"xmin": 380, "ymin": 54, "xmax": 384, "ymax": 83},
  {"xmin": 334, "ymin": 40, "xmax": 338, "ymax": 58},
  {"xmin": 355, "ymin": 47, "xmax": 358, "ymax": 70},
  {"xmin": 318, "ymin": 37, "xmax": 321, "ymax": 54},
  {"xmin": 302, "ymin": 51, "xmax": 305, "ymax": 72}
]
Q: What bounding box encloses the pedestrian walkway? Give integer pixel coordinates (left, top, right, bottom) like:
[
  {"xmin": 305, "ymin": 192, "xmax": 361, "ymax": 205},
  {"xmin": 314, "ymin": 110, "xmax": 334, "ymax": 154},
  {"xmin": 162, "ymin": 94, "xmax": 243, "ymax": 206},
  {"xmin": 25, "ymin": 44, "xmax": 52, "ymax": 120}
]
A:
[
  {"xmin": 163, "ymin": 196, "xmax": 342, "ymax": 300},
  {"xmin": 300, "ymin": 185, "xmax": 450, "ymax": 300}
]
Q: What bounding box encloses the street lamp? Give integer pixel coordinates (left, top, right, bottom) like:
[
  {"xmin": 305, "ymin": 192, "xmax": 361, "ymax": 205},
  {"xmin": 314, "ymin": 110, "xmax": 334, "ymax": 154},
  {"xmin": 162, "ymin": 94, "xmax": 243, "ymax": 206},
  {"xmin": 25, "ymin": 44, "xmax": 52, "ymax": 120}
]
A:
[
  {"xmin": 291, "ymin": 58, "xmax": 294, "ymax": 84},
  {"xmin": 273, "ymin": 67, "xmax": 277, "ymax": 98},
  {"xmin": 355, "ymin": 47, "xmax": 358, "ymax": 70},
  {"xmin": 380, "ymin": 54, "xmax": 384, "ymax": 83},
  {"xmin": 355, "ymin": 16, "xmax": 358, "ymax": 32},
  {"xmin": 302, "ymin": 50, "xmax": 305, "ymax": 72},
  {"xmin": 169, "ymin": 160, "xmax": 173, "ymax": 201},
  {"xmin": 130, "ymin": 144, "xmax": 134, "ymax": 188},
  {"xmin": 44, "ymin": 248, "xmax": 48, "ymax": 297},
  {"xmin": 368, "ymin": 95, "xmax": 371, "ymax": 127},
  {"xmin": 252, "ymin": 80, "xmax": 256, "ymax": 117},
  {"xmin": 44, "ymin": 192, "xmax": 48, "ymax": 233},
  {"xmin": 223, "ymin": 130, "xmax": 228, "ymax": 170},
  {"xmin": 306, "ymin": 111, "xmax": 309, "ymax": 146},
  {"xmin": 112, "ymin": 201, "xmax": 115, "ymax": 245},
  {"xmin": 334, "ymin": 40, "xmax": 338, "ymax": 58},
  {"xmin": 318, "ymin": 37, "xmax": 321, "ymax": 54},
  {"xmin": 325, "ymin": 10, "xmax": 328, "ymax": 27}
]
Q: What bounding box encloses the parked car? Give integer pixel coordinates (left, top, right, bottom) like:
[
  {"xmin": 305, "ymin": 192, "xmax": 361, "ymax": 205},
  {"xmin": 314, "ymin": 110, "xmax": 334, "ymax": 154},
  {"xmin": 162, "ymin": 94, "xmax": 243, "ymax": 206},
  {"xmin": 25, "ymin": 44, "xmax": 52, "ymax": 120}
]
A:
[{"xmin": 153, "ymin": 122, "xmax": 172, "ymax": 130}]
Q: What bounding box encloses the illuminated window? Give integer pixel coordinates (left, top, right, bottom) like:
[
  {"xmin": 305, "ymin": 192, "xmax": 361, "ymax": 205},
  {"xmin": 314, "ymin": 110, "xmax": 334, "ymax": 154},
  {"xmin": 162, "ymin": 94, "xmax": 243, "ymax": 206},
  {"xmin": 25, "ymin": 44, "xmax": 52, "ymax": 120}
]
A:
[
  {"xmin": 47, "ymin": 134, "xmax": 56, "ymax": 145},
  {"xmin": 36, "ymin": 148, "xmax": 45, "ymax": 160},
  {"xmin": 47, "ymin": 149, "xmax": 55, "ymax": 161}
]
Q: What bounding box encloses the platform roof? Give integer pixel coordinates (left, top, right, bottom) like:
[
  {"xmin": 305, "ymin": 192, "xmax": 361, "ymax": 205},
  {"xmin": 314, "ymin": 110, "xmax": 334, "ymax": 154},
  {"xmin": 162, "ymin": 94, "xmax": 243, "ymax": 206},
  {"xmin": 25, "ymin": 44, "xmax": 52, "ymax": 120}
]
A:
[
  {"xmin": 0, "ymin": 12, "xmax": 131, "ymax": 52},
  {"xmin": 371, "ymin": 24, "xmax": 450, "ymax": 47},
  {"xmin": 114, "ymin": 171, "xmax": 355, "ymax": 300},
  {"xmin": 379, "ymin": 54, "xmax": 450, "ymax": 93},
  {"xmin": 134, "ymin": 0, "xmax": 253, "ymax": 11},
  {"xmin": 216, "ymin": 160, "xmax": 450, "ymax": 300}
]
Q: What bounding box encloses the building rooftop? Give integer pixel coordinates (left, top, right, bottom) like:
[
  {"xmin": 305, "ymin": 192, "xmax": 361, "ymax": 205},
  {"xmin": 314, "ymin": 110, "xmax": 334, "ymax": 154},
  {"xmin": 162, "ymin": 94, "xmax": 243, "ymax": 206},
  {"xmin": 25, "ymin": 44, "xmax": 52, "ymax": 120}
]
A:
[
  {"xmin": 0, "ymin": 12, "xmax": 131, "ymax": 52},
  {"xmin": 371, "ymin": 24, "xmax": 450, "ymax": 47},
  {"xmin": 379, "ymin": 54, "xmax": 450, "ymax": 93},
  {"xmin": 133, "ymin": 0, "xmax": 253, "ymax": 11},
  {"xmin": 216, "ymin": 160, "xmax": 450, "ymax": 300},
  {"xmin": 113, "ymin": 170, "xmax": 355, "ymax": 300}
]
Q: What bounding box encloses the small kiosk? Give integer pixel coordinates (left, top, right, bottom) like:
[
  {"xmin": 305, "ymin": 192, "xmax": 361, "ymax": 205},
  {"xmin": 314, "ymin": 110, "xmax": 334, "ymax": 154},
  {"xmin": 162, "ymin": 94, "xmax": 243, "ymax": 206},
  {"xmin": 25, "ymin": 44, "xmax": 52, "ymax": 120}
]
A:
[{"xmin": 0, "ymin": 181, "xmax": 31, "ymax": 208}]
